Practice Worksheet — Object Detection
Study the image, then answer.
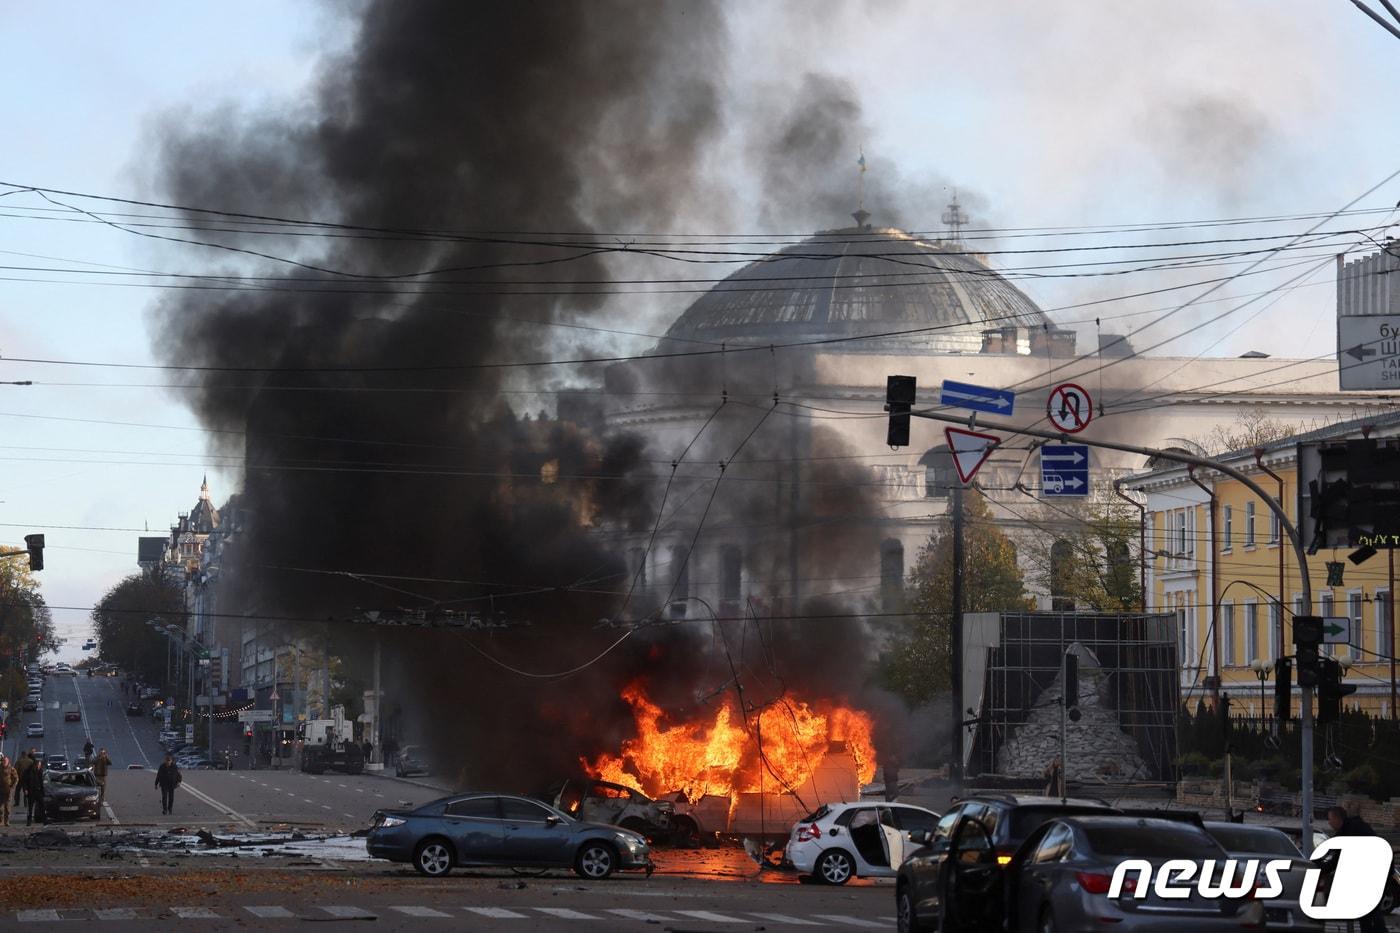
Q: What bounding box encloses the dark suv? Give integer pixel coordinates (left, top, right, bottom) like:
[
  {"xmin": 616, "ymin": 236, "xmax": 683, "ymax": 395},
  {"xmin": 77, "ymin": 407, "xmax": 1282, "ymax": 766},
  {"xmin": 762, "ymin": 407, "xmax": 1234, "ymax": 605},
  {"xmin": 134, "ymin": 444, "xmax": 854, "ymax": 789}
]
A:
[{"xmin": 895, "ymin": 794, "xmax": 1115, "ymax": 933}]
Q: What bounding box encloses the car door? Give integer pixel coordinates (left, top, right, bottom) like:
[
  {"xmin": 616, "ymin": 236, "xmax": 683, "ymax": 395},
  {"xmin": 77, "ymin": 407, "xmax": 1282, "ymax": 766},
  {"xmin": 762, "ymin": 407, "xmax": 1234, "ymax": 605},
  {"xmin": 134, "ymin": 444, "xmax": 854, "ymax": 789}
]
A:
[
  {"xmin": 441, "ymin": 796, "xmax": 507, "ymax": 863},
  {"xmin": 578, "ymin": 782, "xmax": 629, "ymax": 824},
  {"xmin": 839, "ymin": 805, "xmax": 888, "ymax": 874},
  {"xmin": 947, "ymin": 809, "xmax": 1004, "ymax": 933},
  {"xmin": 872, "ymin": 806, "xmax": 903, "ymax": 876},
  {"xmin": 909, "ymin": 803, "xmax": 965, "ymax": 921},
  {"xmin": 1014, "ymin": 821, "xmax": 1072, "ymax": 932},
  {"xmin": 499, "ymin": 796, "xmax": 574, "ymax": 866}
]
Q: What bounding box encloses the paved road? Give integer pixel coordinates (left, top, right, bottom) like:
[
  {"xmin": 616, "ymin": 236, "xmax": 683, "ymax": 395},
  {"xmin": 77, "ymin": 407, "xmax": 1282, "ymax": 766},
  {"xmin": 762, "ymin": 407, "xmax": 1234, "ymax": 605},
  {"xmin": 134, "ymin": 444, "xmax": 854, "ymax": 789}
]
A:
[{"xmin": 6, "ymin": 673, "xmax": 161, "ymax": 768}]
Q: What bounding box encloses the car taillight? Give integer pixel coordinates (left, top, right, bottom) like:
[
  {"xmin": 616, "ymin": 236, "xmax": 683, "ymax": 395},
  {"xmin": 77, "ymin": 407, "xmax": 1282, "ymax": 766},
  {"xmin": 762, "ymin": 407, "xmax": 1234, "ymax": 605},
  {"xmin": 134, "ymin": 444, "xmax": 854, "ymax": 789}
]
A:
[
  {"xmin": 995, "ymin": 847, "xmax": 1015, "ymax": 867},
  {"xmin": 1077, "ymin": 872, "xmax": 1134, "ymax": 896},
  {"xmin": 796, "ymin": 823, "xmax": 823, "ymax": 843}
]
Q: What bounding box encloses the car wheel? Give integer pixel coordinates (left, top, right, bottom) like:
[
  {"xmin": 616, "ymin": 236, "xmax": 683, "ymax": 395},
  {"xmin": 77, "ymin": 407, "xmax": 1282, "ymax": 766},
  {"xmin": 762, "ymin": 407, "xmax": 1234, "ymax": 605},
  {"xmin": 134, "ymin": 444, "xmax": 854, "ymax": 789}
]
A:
[
  {"xmin": 574, "ymin": 841, "xmax": 617, "ymax": 880},
  {"xmin": 412, "ymin": 837, "xmax": 454, "ymax": 877},
  {"xmin": 897, "ymin": 887, "xmax": 920, "ymax": 933},
  {"xmin": 815, "ymin": 849, "xmax": 855, "ymax": 885}
]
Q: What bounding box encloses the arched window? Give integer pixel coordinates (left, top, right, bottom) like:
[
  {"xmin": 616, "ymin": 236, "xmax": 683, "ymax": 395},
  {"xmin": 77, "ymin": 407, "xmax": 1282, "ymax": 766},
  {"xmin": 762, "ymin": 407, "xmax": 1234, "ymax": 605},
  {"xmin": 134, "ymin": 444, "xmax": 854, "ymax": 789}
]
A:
[
  {"xmin": 1050, "ymin": 539, "xmax": 1075, "ymax": 611},
  {"xmin": 880, "ymin": 539, "xmax": 905, "ymax": 611},
  {"xmin": 920, "ymin": 446, "xmax": 956, "ymax": 499}
]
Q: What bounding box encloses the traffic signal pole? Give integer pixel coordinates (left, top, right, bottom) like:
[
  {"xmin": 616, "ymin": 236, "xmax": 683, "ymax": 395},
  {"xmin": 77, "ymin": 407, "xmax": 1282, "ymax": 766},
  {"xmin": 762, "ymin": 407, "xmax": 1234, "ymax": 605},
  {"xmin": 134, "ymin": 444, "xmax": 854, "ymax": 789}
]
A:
[{"xmin": 901, "ymin": 405, "xmax": 1317, "ymax": 848}]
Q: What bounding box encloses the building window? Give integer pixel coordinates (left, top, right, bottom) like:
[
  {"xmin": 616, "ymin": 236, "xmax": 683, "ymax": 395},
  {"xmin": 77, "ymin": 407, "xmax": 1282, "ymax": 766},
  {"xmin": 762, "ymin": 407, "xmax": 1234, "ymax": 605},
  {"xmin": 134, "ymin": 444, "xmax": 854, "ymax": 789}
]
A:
[
  {"xmin": 720, "ymin": 545, "xmax": 742, "ymax": 602},
  {"xmin": 1221, "ymin": 602, "xmax": 1235, "ymax": 667},
  {"xmin": 922, "ymin": 447, "xmax": 955, "ymax": 499},
  {"xmin": 1269, "ymin": 506, "xmax": 1280, "ymax": 545},
  {"xmin": 1245, "ymin": 502, "xmax": 1256, "ymax": 548},
  {"xmin": 1222, "ymin": 506, "xmax": 1233, "ymax": 552},
  {"xmin": 880, "ymin": 539, "xmax": 905, "ymax": 611},
  {"xmin": 1378, "ymin": 590, "xmax": 1393, "ymax": 662},
  {"xmin": 1348, "ymin": 590, "xmax": 1364, "ymax": 657},
  {"xmin": 1244, "ymin": 600, "xmax": 1258, "ymax": 665},
  {"xmin": 1268, "ymin": 601, "xmax": 1282, "ymax": 663}
]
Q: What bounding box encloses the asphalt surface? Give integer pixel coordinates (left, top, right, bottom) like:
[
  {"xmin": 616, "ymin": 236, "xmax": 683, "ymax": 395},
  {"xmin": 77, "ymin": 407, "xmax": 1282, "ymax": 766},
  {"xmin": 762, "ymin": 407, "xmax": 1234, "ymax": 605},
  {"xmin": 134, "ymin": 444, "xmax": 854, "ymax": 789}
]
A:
[{"xmin": 6, "ymin": 672, "xmax": 159, "ymax": 769}]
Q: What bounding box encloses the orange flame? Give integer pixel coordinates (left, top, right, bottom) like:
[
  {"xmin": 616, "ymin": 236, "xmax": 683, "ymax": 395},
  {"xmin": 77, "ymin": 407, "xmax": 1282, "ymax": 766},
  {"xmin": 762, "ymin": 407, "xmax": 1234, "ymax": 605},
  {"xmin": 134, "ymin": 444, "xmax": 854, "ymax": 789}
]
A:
[{"xmin": 583, "ymin": 680, "xmax": 876, "ymax": 804}]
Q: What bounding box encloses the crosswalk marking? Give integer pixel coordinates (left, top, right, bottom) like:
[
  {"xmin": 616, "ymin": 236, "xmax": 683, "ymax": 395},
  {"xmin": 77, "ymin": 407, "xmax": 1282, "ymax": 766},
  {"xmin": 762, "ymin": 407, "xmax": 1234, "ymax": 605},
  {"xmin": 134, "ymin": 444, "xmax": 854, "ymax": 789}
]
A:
[
  {"xmin": 608, "ymin": 908, "xmax": 677, "ymax": 922},
  {"xmin": 391, "ymin": 906, "xmax": 453, "ymax": 918},
  {"xmin": 170, "ymin": 907, "xmax": 222, "ymax": 919},
  {"xmin": 93, "ymin": 908, "xmax": 140, "ymax": 920},
  {"xmin": 535, "ymin": 907, "xmax": 601, "ymax": 919},
  {"xmin": 814, "ymin": 916, "xmax": 887, "ymax": 929},
  {"xmin": 465, "ymin": 907, "xmax": 529, "ymax": 919},
  {"xmin": 674, "ymin": 909, "xmax": 747, "ymax": 922},
  {"xmin": 244, "ymin": 906, "xmax": 297, "ymax": 919},
  {"xmin": 750, "ymin": 913, "xmax": 827, "ymax": 926},
  {"xmin": 16, "ymin": 909, "xmax": 62, "ymax": 922},
  {"xmin": 319, "ymin": 906, "xmax": 378, "ymax": 919}
]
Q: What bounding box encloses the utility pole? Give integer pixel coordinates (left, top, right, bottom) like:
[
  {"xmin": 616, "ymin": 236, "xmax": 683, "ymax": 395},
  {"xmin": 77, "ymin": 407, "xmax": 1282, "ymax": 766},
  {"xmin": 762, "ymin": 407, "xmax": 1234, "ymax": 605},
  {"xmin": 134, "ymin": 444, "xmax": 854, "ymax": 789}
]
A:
[
  {"xmin": 950, "ymin": 484, "xmax": 965, "ymax": 786},
  {"xmin": 890, "ymin": 399, "xmax": 1316, "ymax": 848}
]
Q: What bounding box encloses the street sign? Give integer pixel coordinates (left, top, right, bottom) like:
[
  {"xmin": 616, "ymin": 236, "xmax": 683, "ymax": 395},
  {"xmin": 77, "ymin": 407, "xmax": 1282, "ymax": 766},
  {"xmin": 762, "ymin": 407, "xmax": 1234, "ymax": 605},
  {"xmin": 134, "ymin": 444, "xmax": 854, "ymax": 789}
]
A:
[
  {"xmin": 195, "ymin": 695, "xmax": 226, "ymax": 707},
  {"xmin": 940, "ymin": 379, "xmax": 1015, "ymax": 415},
  {"xmin": 944, "ymin": 426, "xmax": 1001, "ymax": 484},
  {"xmin": 184, "ymin": 725, "xmax": 194, "ymax": 743},
  {"xmin": 1338, "ymin": 315, "xmax": 1400, "ymax": 390},
  {"xmin": 1321, "ymin": 616, "xmax": 1351, "ymax": 645},
  {"xmin": 268, "ymin": 690, "xmax": 280, "ymax": 701},
  {"xmin": 238, "ymin": 709, "xmax": 275, "ymax": 723},
  {"xmin": 1047, "ymin": 383, "xmax": 1094, "ymax": 433},
  {"xmin": 1041, "ymin": 444, "xmax": 1089, "ymax": 497}
]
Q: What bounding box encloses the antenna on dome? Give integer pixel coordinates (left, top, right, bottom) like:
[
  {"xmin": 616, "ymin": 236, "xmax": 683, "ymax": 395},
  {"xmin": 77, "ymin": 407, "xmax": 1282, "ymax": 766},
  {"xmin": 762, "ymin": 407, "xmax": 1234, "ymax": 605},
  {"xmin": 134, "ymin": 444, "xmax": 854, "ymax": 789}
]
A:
[
  {"xmin": 853, "ymin": 148, "xmax": 871, "ymax": 229},
  {"xmin": 942, "ymin": 190, "xmax": 969, "ymax": 245}
]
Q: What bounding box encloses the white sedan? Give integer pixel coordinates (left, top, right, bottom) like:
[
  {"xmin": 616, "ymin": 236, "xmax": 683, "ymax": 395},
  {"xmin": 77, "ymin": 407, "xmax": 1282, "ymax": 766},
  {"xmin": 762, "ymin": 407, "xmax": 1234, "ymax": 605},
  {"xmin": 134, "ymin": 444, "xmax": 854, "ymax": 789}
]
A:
[
  {"xmin": 26, "ymin": 722, "xmax": 44, "ymax": 737},
  {"xmin": 784, "ymin": 801, "xmax": 941, "ymax": 885}
]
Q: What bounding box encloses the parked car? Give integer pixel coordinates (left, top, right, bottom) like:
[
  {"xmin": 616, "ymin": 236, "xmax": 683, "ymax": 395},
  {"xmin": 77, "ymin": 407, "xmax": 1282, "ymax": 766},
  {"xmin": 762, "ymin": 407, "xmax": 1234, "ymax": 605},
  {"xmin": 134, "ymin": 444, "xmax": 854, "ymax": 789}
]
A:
[
  {"xmin": 535, "ymin": 778, "xmax": 674, "ymax": 839},
  {"xmin": 63, "ymin": 705, "xmax": 81, "ymax": 722},
  {"xmin": 1201, "ymin": 820, "xmax": 1323, "ymax": 932},
  {"xmin": 896, "ymin": 794, "xmax": 1116, "ymax": 933},
  {"xmin": 40, "ymin": 769, "xmax": 101, "ymax": 821},
  {"xmin": 21, "ymin": 699, "xmax": 38, "ymax": 712},
  {"xmin": 784, "ymin": 801, "xmax": 941, "ymax": 884},
  {"xmin": 367, "ymin": 792, "xmax": 654, "ymax": 879},
  {"xmin": 126, "ymin": 702, "xmax": 143, "ymax": 717},
  {"xmin": 26, "ymin": 722, "xmax": 43, "ymax": 737},
  {"xmin": 394, "ymin": 745, "xmax": 431, "ymax": 778},
  {"xmin": 1001, "ymin": 816, "xmax": 1264, "ymax": 933}
]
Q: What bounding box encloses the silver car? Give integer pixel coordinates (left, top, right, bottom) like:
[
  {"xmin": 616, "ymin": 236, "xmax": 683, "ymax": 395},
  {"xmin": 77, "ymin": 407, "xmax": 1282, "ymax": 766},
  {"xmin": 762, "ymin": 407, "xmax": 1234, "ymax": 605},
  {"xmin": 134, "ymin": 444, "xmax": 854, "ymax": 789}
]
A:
[
  {"xmin": 1202, "ymin": 821, "xmax": 1323, "ymax": 932},
  {"xmin": 1005, "ymin": 816, "xmax": 1264, "ymax": 932}
]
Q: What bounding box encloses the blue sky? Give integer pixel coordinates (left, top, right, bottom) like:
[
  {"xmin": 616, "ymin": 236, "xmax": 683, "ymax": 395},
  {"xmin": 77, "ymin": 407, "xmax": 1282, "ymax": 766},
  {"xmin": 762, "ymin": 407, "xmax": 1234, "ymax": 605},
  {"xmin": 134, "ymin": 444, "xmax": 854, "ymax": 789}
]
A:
[{"xmin": 2, "ymin": 2, "xmax": 1398, "ymax": 658}]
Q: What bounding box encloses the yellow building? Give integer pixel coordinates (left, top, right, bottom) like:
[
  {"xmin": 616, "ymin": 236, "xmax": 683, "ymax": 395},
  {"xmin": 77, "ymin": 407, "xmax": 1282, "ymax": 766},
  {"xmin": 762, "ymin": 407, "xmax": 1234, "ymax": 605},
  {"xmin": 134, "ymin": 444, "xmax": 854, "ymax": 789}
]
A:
[{"xmin": 1124, "ymin": 412, "xmax": 1400, "ymax": 717}]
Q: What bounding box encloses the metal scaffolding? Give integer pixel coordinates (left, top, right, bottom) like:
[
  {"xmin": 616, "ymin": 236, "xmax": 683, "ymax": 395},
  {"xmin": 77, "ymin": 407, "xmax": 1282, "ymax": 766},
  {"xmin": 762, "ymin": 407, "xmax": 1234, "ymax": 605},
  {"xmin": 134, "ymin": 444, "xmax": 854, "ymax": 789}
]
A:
[{"xmin": 967, "ymin": 611, "xmax": 1180, "ymax": 782}]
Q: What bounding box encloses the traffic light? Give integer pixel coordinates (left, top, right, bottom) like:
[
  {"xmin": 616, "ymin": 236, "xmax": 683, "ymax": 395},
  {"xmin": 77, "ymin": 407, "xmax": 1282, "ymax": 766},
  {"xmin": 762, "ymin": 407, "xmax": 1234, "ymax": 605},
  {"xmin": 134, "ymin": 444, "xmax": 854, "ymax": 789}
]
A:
[
  {"xmin": 885, "ymin": 375, "xmax": 916, "ymax": 448},
  {"xmin": 1296, "ymin": 644, "xmax": 1320, "ymax": 687},
  {"xmin": 1274, "ymin": 657, "xmax": 1292, "ymax": 722},
  {"xmin": 23, "ymin": 534, "xmax": 43, "ymax": 572},
  {"xmin": 1293, "ymin": 615, "xmax": 1323, "ymax": 687},
  {"xmin": 1317, "ymin": 657, "xmax": 1357, "ymax": 725}
]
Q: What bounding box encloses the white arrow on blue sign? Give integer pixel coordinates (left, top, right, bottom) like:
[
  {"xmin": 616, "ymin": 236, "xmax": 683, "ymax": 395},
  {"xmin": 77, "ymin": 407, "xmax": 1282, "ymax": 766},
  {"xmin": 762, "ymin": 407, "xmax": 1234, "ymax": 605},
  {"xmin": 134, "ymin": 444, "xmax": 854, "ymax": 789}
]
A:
[
  {"xmin": 1041, "ymin": 444, "xmax": 1089, "ymax": 497},
  {"xmin": 940, "ymin": 379, "xmax": 1015, "ymax": 415}
]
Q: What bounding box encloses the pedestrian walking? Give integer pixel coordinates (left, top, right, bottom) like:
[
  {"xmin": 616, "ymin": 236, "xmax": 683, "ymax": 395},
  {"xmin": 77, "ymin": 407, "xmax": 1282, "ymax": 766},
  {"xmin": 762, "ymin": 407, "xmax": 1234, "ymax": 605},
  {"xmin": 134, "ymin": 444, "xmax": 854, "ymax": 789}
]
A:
[
  {"xmin": 92, "ymin": 748, "xmax": 111, "ymax": 812},
  {"xmin": 82, "ymin": 738, "xmax": 94, "ymax": 763},
  {"xmin": 1042, "ymin": 755, "xmax": 1064, "ymax": 797},
  {"xmin": 362, "ymin": 740, "xmax": 373, "ymax": 764},
  {"xmin": 13, "ymin": 749, "xmax": 33, "ymax": 809},
  {"xmin": 155, "ymin": 754, "xmax": 181, "ymax": 815},
  {"xmin": 22, "ymin": 758, "xmax": 45, "ymax": 825},
  {"xmin": 0, "ymin": 754, "xmax": 17, "ymax": 826},
  {"xmin": 1327, "ymin": 805, "xmax": 1386, "ymax": 933}
]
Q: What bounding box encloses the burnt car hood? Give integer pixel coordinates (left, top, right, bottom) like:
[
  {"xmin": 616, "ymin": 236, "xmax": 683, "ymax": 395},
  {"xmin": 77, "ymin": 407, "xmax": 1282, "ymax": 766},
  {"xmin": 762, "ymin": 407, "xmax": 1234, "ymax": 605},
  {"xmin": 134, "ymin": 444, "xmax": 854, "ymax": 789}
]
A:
[{"xmin": 47, "ymin": 786, "xmax": 97, "ymax": 801}]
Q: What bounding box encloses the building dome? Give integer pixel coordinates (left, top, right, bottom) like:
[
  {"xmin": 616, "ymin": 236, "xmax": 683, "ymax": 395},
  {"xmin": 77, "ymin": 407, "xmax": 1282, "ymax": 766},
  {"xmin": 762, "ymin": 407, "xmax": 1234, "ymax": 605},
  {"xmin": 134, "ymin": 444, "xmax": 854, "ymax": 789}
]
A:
[{"xmin": 661, "ymin": 221, "xmax": 1051, "ymax": 354}]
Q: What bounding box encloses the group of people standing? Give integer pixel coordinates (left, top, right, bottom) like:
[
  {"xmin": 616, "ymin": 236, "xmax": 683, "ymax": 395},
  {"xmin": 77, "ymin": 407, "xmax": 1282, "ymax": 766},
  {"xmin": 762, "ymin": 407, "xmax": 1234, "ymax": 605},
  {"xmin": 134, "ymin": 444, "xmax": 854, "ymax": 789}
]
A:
[{"xmin": 0, "ymin": 746, "xmax": 112, "ymax": 826}]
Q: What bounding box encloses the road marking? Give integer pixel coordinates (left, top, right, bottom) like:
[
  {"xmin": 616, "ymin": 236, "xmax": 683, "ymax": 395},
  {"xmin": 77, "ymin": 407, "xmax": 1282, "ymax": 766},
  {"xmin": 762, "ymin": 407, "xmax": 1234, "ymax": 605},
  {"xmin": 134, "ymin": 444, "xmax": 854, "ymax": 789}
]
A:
[
  {"xmin": 303, "ymin": 798, "xmax": 315, "ymax": 804},
  {"xmin": 751, "ymin": 913, "xmax": 827, "ymax": 925},
  {"xmin": 535, "ymin": 908, "xmax": 600, "ymax": 920},
  {"xmin": 321, "ymin": 804, "xmax": 332, "ymax": 810},
  {"xmin": 337, "ymin": 783, "xmax": 347, "ymax": 788},
  {"xmin": 675, "ymin": 910, "xmax": 747, "ymax": 922},
  {"xmin": 814, "ymin": 916, "xmax": 886, "ymax": 928},
  {"xmin": 171, "ymin": 907, "xmax": 222, "ymax": 919},
  {"xmin": 94, "ymin": 908, "xmax": 141, "ymax": 920},
  {"xmin": 15, "ymin": 908, "xmax": 62, "ymax": 921},
  {"xmin": 342, "ymin": 812, "xmax": 355, "ymax": 819},
  {"xmin": 112, "ymin": 682, "xmax": 152, "ymax": 769},
  {"xmin": 179, "ymin": 780, "xmax": 257, "ymax": 828},
  {"xmin": 608, "ymin": 908, "xmax": 677, "ymax": 922},
  {"xmin": 355, "ymin": 788, "xmax": 364, "ymax": 793},
  {"xmin": 318, "ymin": 906, "xmax": 378, "ymax": 919},
  {"xmin": 465, "ymin": 907, "xmax": 529, "ymax": 919},
  {"xmin": 392, "ymin": 906, "xmax": 453, "ymax": 918},
  {"xmin": 244, "ymin": 906, "xmax": 298, "ymax": 919}
]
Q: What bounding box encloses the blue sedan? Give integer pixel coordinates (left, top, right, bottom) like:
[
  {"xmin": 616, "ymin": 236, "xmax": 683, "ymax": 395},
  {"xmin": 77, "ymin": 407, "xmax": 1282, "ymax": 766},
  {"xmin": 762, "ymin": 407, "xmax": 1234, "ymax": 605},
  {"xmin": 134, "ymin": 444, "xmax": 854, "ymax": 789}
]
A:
[{"xmin": 366, "ymin": 792, "xmax": 653, "ymax": 879}]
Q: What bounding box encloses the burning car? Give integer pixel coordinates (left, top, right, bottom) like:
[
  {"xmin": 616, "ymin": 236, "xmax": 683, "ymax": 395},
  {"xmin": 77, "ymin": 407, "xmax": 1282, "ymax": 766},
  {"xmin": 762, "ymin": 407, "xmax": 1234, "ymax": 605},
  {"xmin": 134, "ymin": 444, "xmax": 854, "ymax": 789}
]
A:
[{"xmin": 535, "ymin": 778, "xmax": 674, "ymax": 840}]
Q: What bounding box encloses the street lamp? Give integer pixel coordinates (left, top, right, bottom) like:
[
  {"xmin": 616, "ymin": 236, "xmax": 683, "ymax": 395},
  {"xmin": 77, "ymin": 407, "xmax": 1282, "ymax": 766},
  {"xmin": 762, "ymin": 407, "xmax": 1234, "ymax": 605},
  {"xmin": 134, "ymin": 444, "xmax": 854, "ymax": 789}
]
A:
[{"xmin": 1250, "ymin": 659, "xmax": 1274, "ymax": 721}]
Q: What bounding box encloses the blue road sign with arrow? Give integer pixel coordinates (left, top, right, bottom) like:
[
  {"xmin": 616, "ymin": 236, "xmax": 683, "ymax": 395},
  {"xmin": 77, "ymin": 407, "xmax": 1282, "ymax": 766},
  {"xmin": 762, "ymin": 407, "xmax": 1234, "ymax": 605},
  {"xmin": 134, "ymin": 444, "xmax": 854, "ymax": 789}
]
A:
[
  {"xmin": 940, "ymin": 379, "xmax": 1015, "ymax": 415},
  {"xmin": 1041, "ymin": 444, "xmax": 1089, "ymax": 497}
]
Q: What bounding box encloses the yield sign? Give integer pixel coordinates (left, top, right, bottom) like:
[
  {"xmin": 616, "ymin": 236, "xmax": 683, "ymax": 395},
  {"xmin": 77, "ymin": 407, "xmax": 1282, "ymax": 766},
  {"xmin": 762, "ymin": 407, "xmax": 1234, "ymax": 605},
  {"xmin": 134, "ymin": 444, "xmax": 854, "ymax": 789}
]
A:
[{"xmin": 945, "ymin": 426, "xmax": 1001, "ymax": 484}]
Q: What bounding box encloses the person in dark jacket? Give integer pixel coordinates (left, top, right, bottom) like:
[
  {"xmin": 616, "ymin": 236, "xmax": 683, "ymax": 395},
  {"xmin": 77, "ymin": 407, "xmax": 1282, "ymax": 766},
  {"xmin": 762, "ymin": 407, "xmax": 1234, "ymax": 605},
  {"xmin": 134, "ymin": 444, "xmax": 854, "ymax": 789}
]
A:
[
  {"xmin": 1327, "ymin": 806, "xmax": 1386, "ymax": 933},
  {"xmin": 155, "ymin": 754, "xmax": 182, "ymax": 815},
  {"xmin": 13, "ymin": 750, "xmax": 32, "ymax": 808},
  {"xmin": 22, "ymin": 758, "xmax": 46, "ymax": 825}
]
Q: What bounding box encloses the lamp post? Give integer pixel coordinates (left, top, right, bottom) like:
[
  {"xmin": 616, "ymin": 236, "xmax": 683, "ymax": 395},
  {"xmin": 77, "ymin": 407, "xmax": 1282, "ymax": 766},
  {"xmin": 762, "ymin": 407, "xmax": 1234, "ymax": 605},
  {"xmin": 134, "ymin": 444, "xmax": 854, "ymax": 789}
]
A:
[{"xmin": 1250, "ymin": 659, "xmax": 1274, "ymax": 722}]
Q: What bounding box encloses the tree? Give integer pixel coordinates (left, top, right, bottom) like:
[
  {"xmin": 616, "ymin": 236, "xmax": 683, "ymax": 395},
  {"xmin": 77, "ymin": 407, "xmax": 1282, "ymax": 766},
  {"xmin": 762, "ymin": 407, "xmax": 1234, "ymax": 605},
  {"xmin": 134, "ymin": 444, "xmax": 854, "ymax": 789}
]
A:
[
  {"xmin": 1193, "ymin": 408, "xmax": 1297, "ymax": 455},
  {"xmin": 91, "ymin": 573, "xmax": 186, "ymax": 688},
  {"xmin": 0, "ymin": 552, "xmax": 56, "ymax": 709},
  {"xmin": 1022, "ymin": 499, "xmax": 1143, "ymax": 612},
  {"xmin": 879, "ymin": 489, "xmax": 1031, "ymax": 705}
]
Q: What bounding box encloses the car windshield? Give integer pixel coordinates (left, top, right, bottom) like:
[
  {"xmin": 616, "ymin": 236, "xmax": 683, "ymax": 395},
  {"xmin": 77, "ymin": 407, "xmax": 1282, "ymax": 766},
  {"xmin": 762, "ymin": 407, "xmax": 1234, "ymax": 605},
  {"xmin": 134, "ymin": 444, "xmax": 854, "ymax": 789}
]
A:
[
  {"xmin": 1084, "ymin": 823, "xmax": 1223, "ymax": 859},
  {"xmin": 48, "ymin": 771, "xmax": 96, "ymax": 787},
  {"xmin": 1206, "ymin": 826, "xmax": 1301, "ymax": 857},
  {"xmin": 801, "ymin": 805, "xmax": 831, "ymax": 823}
]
